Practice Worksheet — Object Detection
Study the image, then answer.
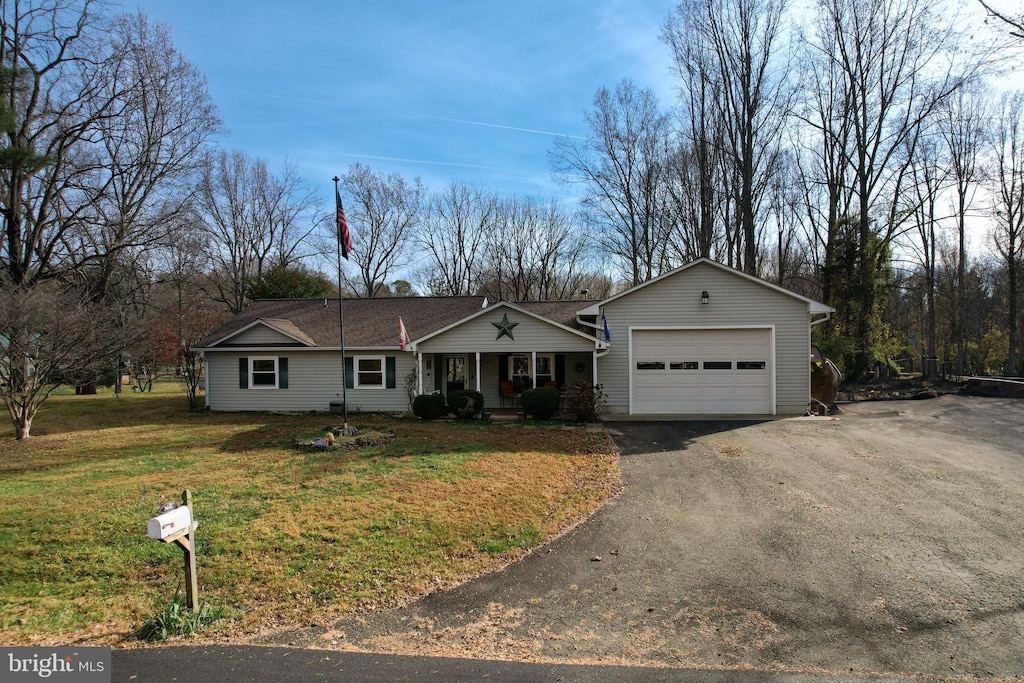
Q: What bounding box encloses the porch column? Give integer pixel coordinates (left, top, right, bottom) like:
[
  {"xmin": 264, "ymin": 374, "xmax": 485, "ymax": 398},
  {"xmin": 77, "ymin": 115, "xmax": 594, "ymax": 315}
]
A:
[
  {"xmin": 592, "ymin": 350, "xmax": 598, "ymax": 386},
  {"xmin": 531, "ymin": 350, "xmax": 537, "ymax": 389},
  {"xmin": 417, "ymin": 352, "xmax": 423, "ymax": 394},
  {"xmin": 475, "ymin": 352, "xmax": 481, "ymax": 392}
]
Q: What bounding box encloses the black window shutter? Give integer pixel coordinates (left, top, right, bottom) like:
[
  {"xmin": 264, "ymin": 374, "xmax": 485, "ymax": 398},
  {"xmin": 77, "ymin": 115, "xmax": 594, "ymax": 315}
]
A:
[
  {"xmin": 239, "ymin": 357, "xmax": 249, "ymax": 389},
  {"xmin": 385, "ymin": 356, "xmax": 396, "ymax": 388},
  {"xmin": 345, "ymin": 356, "xmax": 354, "ymax": 389},
  {"xmin": 498, "ymin": 354, "xmax": 509, "ymax": 382},
  {"xmin": 278, "ymin": 357, "xmax": 288, "ymax": 389},
  {"xmin": 555, "ymin": 354, "xmax": 565, "ymax": 388}
]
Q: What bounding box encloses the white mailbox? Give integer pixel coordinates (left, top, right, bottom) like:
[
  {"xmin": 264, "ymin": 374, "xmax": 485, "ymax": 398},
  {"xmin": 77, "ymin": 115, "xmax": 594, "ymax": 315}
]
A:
[{"xmin": 147, "ymin": 505, "xmax": 193, "ymax": 540}]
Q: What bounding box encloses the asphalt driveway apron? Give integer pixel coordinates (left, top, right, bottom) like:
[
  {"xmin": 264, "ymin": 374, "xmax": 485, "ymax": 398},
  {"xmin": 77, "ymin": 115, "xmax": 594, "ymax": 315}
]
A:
[{"xmin": 264, "ymin": 397, "xmax": 1024, "ymax": 680}]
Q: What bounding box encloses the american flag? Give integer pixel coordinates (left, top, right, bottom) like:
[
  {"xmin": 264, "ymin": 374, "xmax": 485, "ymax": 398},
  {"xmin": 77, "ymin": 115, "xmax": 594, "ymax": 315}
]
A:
[
  {"xmin": 399, "ymin": 316, "xmax": 410, "ymax": 351},
  {"xmin": 336, "ymin": 187, "xmax": 354, "ymax": 260}
]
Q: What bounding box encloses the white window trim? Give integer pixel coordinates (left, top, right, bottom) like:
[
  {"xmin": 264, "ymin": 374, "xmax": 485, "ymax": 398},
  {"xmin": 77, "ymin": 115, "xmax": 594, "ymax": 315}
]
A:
[
  {"xmin": 250, "ymin": 356, "xmax": 279, "ymax": 389},
  {"xmin": 354, "ymin": 355, "xmax": 386, "ymax": 389},
  {"xmin": 535, "ymin": 353, "xmax": 555, "ymax": 385},
  {"xmin": 508, "ymin": 353, "xmax": 555, "ymax": 386}
]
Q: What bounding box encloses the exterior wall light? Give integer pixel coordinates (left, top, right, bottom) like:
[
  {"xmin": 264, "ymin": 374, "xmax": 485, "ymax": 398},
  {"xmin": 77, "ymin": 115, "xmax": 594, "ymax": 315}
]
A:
[{"xmin": 701, "ymin": 290, "xmax": 710, "ymax": 305}]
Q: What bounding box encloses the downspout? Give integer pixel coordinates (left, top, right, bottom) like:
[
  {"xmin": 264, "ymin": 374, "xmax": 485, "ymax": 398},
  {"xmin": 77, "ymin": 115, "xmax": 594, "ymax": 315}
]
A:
[
  {"xmin": 414, "ymin": 346, "xmax": 423, "ymax": 395},
  {"xmin": 201, "ymin": 351, "xmax": 209, "ymax": 410}
]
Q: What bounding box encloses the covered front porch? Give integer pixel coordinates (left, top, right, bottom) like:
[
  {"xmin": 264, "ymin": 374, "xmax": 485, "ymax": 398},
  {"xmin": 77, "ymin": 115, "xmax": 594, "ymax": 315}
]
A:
[
  {"xmin": 409, "ymin": 300, "xmax": 606, "ymax": 413},
  {"xmin": 415, "ymin": 351, "xmax": 597, "ymax": 410}
]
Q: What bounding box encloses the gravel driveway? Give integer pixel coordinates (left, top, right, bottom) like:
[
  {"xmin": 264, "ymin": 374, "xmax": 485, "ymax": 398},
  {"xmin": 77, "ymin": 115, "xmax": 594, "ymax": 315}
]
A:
[{"xmin": 271, "ymin": 395, "xmax": 1024, "ymax": 679}]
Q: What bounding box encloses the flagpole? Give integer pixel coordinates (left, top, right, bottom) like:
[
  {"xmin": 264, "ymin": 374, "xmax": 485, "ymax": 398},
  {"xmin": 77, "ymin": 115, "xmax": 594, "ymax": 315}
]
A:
[{"xmin": 333, "ymin": 176, "xmax": 349, "ymax": 432}]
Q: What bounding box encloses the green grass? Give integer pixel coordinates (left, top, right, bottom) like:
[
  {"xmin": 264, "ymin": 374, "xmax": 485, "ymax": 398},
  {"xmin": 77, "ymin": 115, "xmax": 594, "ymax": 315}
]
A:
[{"xmin": 0, "ymin": 388, "xmax": 620, "ymax": 645}]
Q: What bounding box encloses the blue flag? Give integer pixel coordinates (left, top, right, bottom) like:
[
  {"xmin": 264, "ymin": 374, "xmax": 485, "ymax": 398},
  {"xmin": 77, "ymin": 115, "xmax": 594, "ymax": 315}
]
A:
[{"xmin": 601, "ymin": 312, "xmax": 610, "ymax": 342}]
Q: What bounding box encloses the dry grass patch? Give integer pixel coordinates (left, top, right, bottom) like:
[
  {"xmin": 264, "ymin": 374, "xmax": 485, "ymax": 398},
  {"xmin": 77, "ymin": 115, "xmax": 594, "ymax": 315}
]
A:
[{"xmin": 0, "ymin": 390, "xmax": 619, "ymax": 646}]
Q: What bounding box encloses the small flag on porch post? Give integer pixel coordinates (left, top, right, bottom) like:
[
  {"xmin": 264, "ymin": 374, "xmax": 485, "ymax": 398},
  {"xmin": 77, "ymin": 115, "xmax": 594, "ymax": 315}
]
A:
[
  {"xmin": 336, "ymin": 187, "xmax": 354, "ymax": 259},
  {"xmin": 601, "ymin": 312, "xmax": 611, "ymax": 342},
  {"xmin": 399, "ymin": 316, "xmax": 410, "ymax": 351}
]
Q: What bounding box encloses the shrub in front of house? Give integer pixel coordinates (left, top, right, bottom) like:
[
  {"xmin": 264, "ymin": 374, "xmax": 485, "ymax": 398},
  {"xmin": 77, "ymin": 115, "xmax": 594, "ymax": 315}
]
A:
[
  {"xmin": 412, "ymin": 393, "xmax": 448, "ymax": 420},
  {"xmin": 521, "ymin": 386, "xmax": 561, "ymax": 420},
  {"xmin": 448, "ymin": 389, "xmax": 485, "ymax": 419},
  {"xmin": 561, "ymin": 380, "xmax": 606, "ymax": 422}
]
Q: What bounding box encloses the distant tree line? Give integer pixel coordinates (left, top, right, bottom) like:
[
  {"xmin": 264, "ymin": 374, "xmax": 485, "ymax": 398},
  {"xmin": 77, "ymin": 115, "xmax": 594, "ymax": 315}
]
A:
[{"xmin": 1, "ymin": 0, "xmax": 1022, "ymax": 440}]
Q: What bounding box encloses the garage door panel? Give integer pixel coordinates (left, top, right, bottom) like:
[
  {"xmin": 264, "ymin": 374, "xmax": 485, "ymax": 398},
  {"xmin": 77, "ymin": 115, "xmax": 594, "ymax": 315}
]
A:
[{"xmin": 632, "ymin": 329, "xmax": 771, "ymax": 415}]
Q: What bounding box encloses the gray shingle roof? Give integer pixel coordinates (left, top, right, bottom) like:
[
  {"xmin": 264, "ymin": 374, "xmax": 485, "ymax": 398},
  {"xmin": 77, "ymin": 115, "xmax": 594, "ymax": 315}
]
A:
[
  {"xmin": 197, "ymin": 297, "xmax": 598, "ymax": 350},
  {"xmin": 197, "ymin": 297, "xmax": 489, "ymax": 348}
]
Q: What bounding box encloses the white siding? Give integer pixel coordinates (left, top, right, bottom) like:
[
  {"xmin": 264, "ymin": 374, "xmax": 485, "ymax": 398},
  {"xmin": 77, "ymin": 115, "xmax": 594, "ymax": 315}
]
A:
[
  {"xmin": 599, "ymin": 262, "xmax": 811, "ymax": 415},
  {"xmin": 205, "ymin": 350, "xmax": 415, "ymax": 413},
  {"xmin": 227, "ymin": 326, "xmax": 299, "ymax": 345},
  {"xmin": 416, "ymin": 308, "xmax": 596, "ymax": 354}
]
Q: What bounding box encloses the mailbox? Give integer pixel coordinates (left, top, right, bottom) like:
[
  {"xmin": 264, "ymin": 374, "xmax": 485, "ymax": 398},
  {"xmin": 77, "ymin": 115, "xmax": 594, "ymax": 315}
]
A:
[{"xmin": 147, "ymin": 505, "xmax": 193, "ymax": 540}]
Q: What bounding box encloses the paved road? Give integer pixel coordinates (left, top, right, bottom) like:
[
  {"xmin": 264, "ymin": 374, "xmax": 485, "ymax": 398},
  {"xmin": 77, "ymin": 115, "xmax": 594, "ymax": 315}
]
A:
[
  {"xmin": 257, "ymin": 395, "xmax": 1024, "ymax": 680},
  {"xmin": 112, "ymin": 645, "xmax": 947, "ymax": 682}
]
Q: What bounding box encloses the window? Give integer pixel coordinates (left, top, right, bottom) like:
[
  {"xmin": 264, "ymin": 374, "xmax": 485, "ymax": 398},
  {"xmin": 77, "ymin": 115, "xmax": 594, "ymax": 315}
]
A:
[
  {"xmin": 250, "ymin": 357, "xmax": 278, "ymax": 388},
  {"xmin": 510, "ymin": 354, "xmax": 530, "ymax": 389},
  {"xmin": 737, "ymin": 361, "xmax": 766, "ymax": 370},
  {"xmin": 670, "ymin": 361, "xmax": 699, "ymax": 370},
  {"xmin": 636, "ymin": 361, "xmax": 666, "ymax": 370},
  {"xmin": 535, "ymin": 354, "xmax": 554, "ymax": 385},
  {"xmin": 508, "ymin": 354, "xmax": 555, "ymax": 389},
  {"xmin": 703, "ymin": 361, "xmax": 732, "ymax": 370},
  {"xmin": 355, "ymin": 356, "xmax": 384, "ymax": 387}
]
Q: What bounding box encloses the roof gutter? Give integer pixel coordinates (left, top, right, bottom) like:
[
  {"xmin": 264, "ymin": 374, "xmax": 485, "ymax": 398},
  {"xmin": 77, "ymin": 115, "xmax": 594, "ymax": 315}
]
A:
[{"xmin": 575, "ymin": 314, "xmax": 602, "ymax": 331}]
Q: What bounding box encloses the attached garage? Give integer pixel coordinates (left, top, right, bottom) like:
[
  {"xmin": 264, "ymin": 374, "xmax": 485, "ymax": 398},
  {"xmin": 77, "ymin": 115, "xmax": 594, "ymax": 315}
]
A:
[
  {"xmin": 588, "ymin": 259, "xmax": 833, "ymax": 417},
  {"xmin": 631, "ymin": 328, "xmax": 772, "ymax": 415}
]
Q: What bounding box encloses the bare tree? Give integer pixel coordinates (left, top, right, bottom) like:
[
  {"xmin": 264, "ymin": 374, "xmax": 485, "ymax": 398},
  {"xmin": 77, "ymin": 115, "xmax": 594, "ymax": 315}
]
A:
[
  {"xmin": 197, "ymin": 150, "xmax": 318, "ymax": 313},
  {"xmin": 0, "ymin": 2, "xmax": 218, "ymax": 437},
  {"xmin": 799, "ymin": 0, "xmax": 978, "ymax": 378},
  {"xmin": 551, "ymin": 80, "xmax": 676, "ymax": 286},
  {"xmin": 939, "ymin": 84, "xmax": 990, "ymax": 377},
  {"xmin": 1, "ymin": 285, "xmax": 124, "ymax": 439},
  {"xmin": 664, "ymin": 0, "xmax": 793, "ymax": 275},
  {"xmin": 150, "ymin": 222, "xmax": 226, "ymax": 408},
  {"xmin": 663, "ymin": 16, "xmax": 728, "ymax": 263},
  {"xmin": 906, "ymin": 136, "xmax": 950, "ymax": 377},
  {"xmin": 1, "ymin": 0, "xmax": 115, "ymax": 287},
  {"xmin": 990, "ymin": 91, "xmax": 1024, "ymax": 376},
  {"xmin": 339, "ymin": 163, "xmax": 423, "ymax": 297},
  {"xmin": 764, "ymin": 151, "xmax": 812, "ymax": 292},
  {"xmin": 415, "ymin": 182, "xmax": 493, "ymax": 296},
  {"xmin": 482, "ymin": 195, "xmax": 589, "ymax": 301},
  {"xmin": 977, "ymin": 0, "xmax": 1024, "ymax": 40},
  {"xmin": 80, "ymin": 11, "xmax": 221, "ymax": 302}
]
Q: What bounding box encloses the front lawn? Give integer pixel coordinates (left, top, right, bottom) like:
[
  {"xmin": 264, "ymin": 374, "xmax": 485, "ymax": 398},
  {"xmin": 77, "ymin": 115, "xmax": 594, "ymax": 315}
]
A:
[{"xmin": 0, "ymin": 390, "xmax": 620, "ymax": 646}]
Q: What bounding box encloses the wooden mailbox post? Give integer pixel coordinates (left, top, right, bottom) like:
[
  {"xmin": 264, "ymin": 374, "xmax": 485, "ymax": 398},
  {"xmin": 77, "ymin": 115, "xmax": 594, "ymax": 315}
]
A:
[{"xmin": 147, "ymin": 489, "xmax": 199, "ymax": 610}]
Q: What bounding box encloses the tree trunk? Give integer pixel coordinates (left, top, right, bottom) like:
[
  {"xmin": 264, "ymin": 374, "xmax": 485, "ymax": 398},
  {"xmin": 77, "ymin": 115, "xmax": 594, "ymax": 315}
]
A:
[{"xmin": 1009, "ymin": 257, "xmax": 1019, "ymax": 376}]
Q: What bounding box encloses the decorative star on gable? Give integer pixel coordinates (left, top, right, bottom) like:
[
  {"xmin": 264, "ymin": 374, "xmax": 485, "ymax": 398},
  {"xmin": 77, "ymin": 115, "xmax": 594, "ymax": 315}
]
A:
[{"xmin": 491, "ymin": 313, "xmax": 519, "ymax": 340}]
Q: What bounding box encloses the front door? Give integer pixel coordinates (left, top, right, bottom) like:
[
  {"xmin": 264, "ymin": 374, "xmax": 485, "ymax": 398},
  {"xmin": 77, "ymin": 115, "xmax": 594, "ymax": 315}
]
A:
[{"xmin": 445, "ymin": 355, "xmax": 467, "ymax": 395}]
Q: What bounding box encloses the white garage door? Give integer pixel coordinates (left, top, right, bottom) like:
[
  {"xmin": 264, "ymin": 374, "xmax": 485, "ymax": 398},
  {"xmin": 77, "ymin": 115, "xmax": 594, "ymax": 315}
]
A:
[{"xmin": 631, "ymin": 329, "xmax": 772, "ymax": 415}]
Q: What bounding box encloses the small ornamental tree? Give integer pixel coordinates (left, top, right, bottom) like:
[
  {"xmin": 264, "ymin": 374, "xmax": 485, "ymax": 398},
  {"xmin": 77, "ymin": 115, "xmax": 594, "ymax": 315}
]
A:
[{"xmin": 561, "ymin": 380, "xmax": 606, "ymax": 422}]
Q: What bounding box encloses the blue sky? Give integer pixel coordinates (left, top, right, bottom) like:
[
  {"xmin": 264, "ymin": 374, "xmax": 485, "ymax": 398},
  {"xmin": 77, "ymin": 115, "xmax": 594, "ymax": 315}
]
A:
[{"xmin": 126, "ymin": 1, "xmax": 678, "ymax": 200}]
